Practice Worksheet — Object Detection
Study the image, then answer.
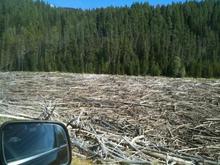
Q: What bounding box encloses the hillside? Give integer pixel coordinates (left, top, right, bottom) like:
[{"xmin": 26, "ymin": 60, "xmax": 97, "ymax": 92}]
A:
[
  {"xmin": 0, "ymin": 0, "xmax": 220, "ymax": 77},
  {"xmin": 0, "ymin": 72, "xmax": 219, "ymax": 164}
]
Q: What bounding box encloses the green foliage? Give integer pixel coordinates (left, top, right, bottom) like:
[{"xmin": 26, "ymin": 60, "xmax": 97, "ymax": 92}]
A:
[
  {"xmin": 169, "ymin": 56, "xmax": 185, "ymax": 77},
  {"xmin": 151, "ymin": 63, "xmax": 161, "ymax": 76},
  {"xmin": 0, "ymin": 0, "xmax": 220, "ymax": 78},
  {"xmin": 179, "ymin": 66, "xmax": 186, "ymax": 78}
]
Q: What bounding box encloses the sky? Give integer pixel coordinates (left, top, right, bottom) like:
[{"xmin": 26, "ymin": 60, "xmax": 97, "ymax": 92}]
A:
[{"xmin": 44, "ymin": 0, "xmax": 185, "ymax": 9}]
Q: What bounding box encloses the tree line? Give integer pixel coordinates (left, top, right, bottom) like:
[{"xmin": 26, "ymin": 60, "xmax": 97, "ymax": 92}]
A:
[{"xmin": 0, "ymin": 0, "xmax": 220, "ymax": 77}]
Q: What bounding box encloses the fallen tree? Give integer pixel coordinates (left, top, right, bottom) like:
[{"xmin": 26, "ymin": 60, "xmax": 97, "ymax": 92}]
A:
[{"xmin": 0, "ymin": 72, "xmax": 219, "ymax": 164}]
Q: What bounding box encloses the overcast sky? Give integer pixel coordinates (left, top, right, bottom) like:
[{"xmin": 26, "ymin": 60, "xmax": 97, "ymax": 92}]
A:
[{"xmin": 44, "ymin": 0, "xmax": 186, "ymax": 9}]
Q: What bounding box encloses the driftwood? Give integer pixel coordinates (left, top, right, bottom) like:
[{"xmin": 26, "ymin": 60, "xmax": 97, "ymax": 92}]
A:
[{"xmin": 0, "ymin": 72, "xmax": 220, "ymax": 164}]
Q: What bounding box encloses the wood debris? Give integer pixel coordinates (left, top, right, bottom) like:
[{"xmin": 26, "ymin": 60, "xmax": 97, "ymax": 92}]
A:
[{"xmin": 0, "ymin": 72, "xmax": 219, "ymax": 164}]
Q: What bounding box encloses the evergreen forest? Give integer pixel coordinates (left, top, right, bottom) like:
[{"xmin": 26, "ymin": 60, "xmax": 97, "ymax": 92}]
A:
[{"xmin": 0, "ymin": 0, "xmax": 220, "ymax": 78}]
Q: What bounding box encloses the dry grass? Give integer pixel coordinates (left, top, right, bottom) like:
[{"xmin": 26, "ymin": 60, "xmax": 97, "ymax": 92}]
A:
[{"xmin": 71, "ymin": 157, "xmax": 93, "ymax": 165}]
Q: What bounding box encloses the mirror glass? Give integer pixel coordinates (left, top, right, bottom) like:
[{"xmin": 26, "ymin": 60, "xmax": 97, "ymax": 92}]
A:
[{"xmin": 2, "ymin": 122, "xmax": 70, "ymax": 165}]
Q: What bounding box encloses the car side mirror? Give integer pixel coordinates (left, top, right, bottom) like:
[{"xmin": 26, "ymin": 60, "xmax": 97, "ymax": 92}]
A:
[{"xmin": 0, "ymin": 121, "xmax": 72, "ymax": 165}]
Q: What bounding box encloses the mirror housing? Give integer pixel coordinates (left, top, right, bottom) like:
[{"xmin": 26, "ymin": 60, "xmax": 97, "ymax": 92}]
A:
[{"xmin": 0, "ymin": 121, "xmax": 72, "ymax": 165}]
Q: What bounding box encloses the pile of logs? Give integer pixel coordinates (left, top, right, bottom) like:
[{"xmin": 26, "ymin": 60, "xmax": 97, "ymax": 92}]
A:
[
  {"xmin": 65, "ymin": 110, "xmax": 219, "ymax": 164},
  {"xmin": 0, "ymin": 72, "xmax": 219, "ymax": 164}
]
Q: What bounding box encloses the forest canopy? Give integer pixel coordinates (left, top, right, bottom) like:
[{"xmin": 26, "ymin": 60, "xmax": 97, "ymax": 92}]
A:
[{"xmin": 0, "ymin": 0, "xmax": 220, "ymax": 78}]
